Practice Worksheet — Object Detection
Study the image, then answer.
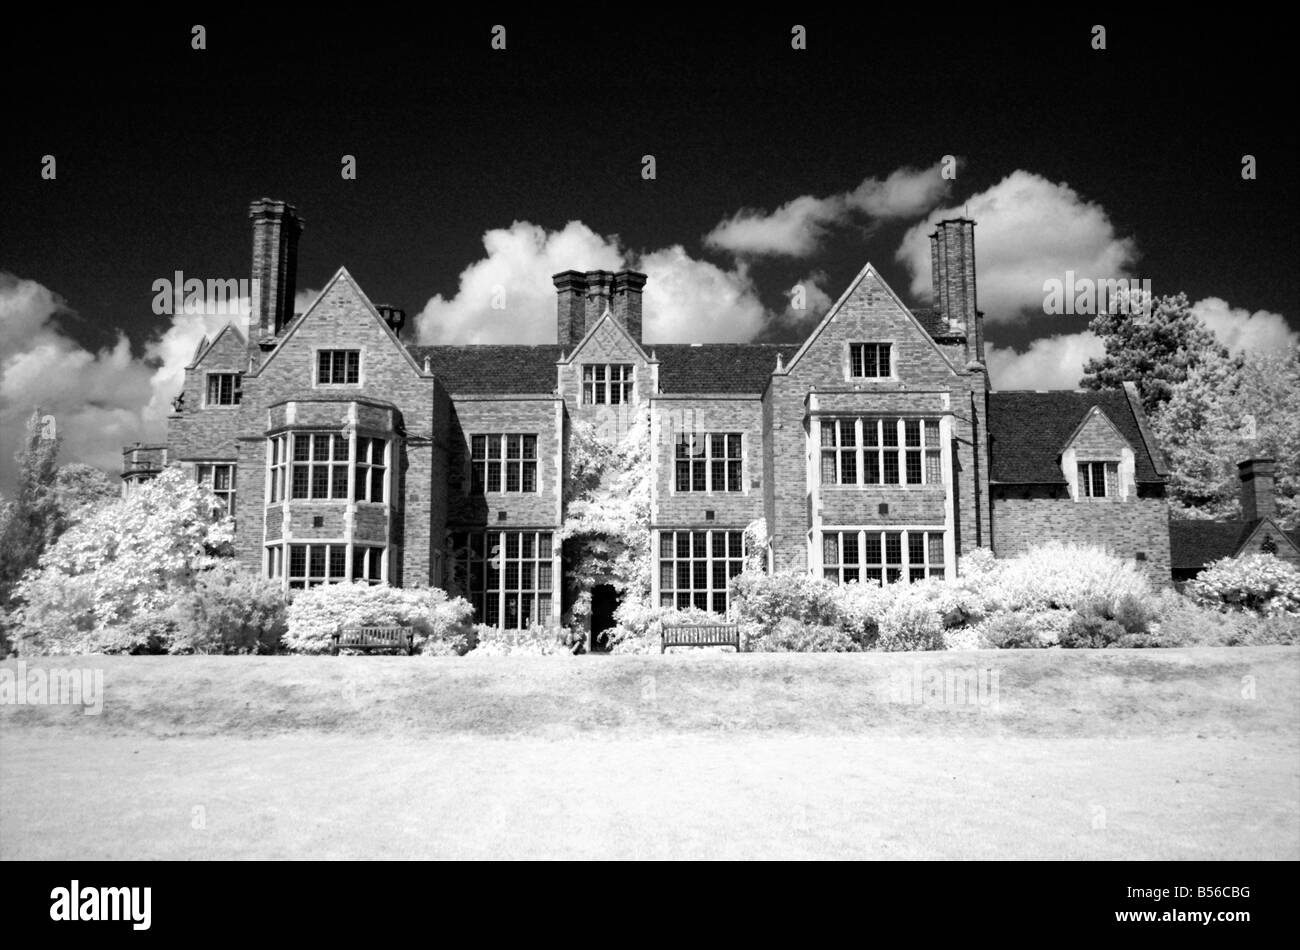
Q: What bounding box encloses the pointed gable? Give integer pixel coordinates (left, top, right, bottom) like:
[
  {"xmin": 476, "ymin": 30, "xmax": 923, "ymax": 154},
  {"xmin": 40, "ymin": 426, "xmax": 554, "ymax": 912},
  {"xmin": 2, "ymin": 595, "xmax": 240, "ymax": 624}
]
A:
[
  {"xmin": 191, "ymin": 322, "xmax": 248, "ymax": 370},
  {"xmin": 781, "ymin": 264, "xmax": 959, "ymax": 384},
  {"xmin": 563, "ymin": 307, "xmax": 649, "ymax": 366},
  {"xmin": 1063, "ymin": 405, "xmax": 1132, "ymax": 458}
]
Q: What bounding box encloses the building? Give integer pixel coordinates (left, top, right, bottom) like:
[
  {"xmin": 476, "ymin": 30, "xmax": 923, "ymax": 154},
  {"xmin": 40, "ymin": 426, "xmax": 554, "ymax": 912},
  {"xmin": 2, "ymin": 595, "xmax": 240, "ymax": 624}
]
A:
[
  {"xmin": 124, "ymin": 198, "xmax": 1173, "ymax": 637},
  {"xmin": 1169, "ymin": 459, "xmax": 1300, "ymax": 583}
]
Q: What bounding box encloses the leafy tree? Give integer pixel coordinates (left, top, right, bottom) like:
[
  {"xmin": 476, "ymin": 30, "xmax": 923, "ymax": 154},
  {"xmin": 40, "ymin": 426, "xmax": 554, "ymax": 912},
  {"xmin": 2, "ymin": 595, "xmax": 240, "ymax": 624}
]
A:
[
  {"xmin": 0, "ymin": 409, "xmax": 64, "ymax": 649},
  {"xmin": 1081, "ymin": 292, "xmax": 1241, "ymax": 415},
  {"xmin": 54, "ymin": 463, "xmax": 119, "ymax": 524},
  {"xmin": 1152, "ymin": 346, "xmax": 1300, "ymax": 526},
  {"xmin": 10, "ymin": 467, "xmax": 234, "ymax": 654}
]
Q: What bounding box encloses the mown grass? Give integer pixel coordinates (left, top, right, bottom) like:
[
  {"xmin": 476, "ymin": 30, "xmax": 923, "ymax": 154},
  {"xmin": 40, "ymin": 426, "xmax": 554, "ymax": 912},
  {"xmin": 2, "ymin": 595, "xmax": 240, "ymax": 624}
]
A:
[{"xmin": 1, "ymin": 648, "xmax": 1296, "ymax": 859}]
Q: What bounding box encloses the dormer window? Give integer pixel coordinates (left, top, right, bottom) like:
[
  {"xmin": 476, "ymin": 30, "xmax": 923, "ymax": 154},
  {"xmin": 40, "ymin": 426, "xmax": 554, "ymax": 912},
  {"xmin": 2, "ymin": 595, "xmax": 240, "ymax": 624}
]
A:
[
  {"xmin": 318, "ymin": 350, "xmax": 360, "ymax": 385},
  {"xmin": 1078, "ymin": 461, "xmax": 1118, "ymax": 499},
  {"xmin": 850, "ymin": 343, "xmax": 891, "ymax": 378},
  {"xmin": 206, "ymin": 373, "xmax": 242, "ymax": 406}
]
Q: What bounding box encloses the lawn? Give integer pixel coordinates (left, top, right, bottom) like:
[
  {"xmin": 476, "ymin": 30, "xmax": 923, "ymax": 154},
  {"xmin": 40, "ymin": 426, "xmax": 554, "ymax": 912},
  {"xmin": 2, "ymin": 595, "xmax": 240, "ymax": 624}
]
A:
[{"xmin": 2, "ymin": 649, "xmax": 1297, "ymax": 859}]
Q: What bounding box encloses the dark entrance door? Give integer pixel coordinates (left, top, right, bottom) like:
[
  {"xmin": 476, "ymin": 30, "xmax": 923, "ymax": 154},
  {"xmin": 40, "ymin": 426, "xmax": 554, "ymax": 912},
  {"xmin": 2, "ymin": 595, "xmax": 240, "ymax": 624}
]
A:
[{"xmin": 590, "ymin": 584, "xmax": 619, "ymax": 653}]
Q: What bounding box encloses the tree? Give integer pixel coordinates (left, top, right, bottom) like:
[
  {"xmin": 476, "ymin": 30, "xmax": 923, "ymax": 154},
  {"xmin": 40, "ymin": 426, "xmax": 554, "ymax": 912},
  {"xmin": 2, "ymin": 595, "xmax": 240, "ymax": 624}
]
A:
[
  {"xmin": 1152, "ymin": 345, "xmax": 1300, "ymax": 526},
  {"xmin": 0, "ymin": 409, "xmax": 64, "ymax": 630},
  {"xmin": 54, "ymin": 463, "xmax": 120, "ymax": 524},
  {"xmin": 10, "ymin": 467, "xmax": 234, "ymax": 654},
  {"xmin": 1081, "ymin": 292, "xmax": 1241, "ymax": 415}
]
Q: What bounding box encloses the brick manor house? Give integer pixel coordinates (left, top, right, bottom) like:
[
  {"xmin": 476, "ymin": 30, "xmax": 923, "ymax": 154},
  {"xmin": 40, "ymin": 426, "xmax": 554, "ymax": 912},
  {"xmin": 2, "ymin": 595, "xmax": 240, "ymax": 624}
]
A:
[{"xmin": 123, "ymin": 198, "xmax": 1174, "ymax": 633}]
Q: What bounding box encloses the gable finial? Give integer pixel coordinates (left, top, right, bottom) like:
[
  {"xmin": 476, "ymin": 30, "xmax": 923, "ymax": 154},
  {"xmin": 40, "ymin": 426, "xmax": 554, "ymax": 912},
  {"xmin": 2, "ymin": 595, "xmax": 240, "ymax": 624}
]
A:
[
  {"xmin": 423, "ymin": 355, "xmax": 431, "ymax": 375},
  {"xmin": 776, "ymin": 353, "xmax": 784, "ymax": 372}
]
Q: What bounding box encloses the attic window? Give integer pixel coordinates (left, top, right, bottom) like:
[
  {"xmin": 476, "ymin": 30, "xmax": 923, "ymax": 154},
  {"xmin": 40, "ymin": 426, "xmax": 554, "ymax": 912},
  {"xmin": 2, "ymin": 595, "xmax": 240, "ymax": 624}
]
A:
[
  {"xmin": 582, "ymin": 364, "xmax": 633, "ymax": 404},
  {"xmin": 206, "ymin": 373, "xmax": 242, "ymax": 406},
  {"xmin": 318, "ymin": 350, "xmax": 360, "ymax": 385},
  {"xmin": 1078, "ymin": 462, "xmax": 1118, "ymax": 499},
  {"xmin": 849, "ymin": 343, "xmax": 891, "ymax": 378}
]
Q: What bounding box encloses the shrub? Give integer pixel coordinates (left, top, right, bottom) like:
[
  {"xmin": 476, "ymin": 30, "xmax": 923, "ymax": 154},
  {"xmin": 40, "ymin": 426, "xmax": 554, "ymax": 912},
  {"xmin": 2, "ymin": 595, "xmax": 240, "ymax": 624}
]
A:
[
  {"xmin": 283, "ymin": 583, "xmax": 474, "ymax": 655},
  {"xmin": 730, "ymin": 570, "xmax": 842, "ymax": 634},
  {"xmin": 1188, "ymin": 553, "xmax": 1300, "ymax": 617},
  {"xmin": 978, "ymin": 613, "xmax": 1045, "ymax": 649},
  {"xmin": 747, "ymin": 617, "xmax": 858, "ymax": 653},
  {"xmin": 164, "ymin": 561, "xmax": 287, "ymax": 654},
  {"xmin": 875, "ymin": 585, "xmax": 945, "ymax": 651},
  {"xmin": 468, "ymin": 623, "xmax": 571, "ymax": 656},
  {"xmin": 986, "ymin": 542, "xmax": 1153, "ymax": 615}
]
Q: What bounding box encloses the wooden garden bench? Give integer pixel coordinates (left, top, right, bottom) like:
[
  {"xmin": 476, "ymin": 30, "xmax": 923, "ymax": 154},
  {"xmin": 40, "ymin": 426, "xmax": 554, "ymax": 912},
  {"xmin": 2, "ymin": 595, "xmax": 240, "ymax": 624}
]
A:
[
  {"xmin": 661, "ymin": 623, "xmax": 742, "ymax": 653},
  {"xmin": 331, "ymin": 625, "xmax": 415, "ymax": 655}
]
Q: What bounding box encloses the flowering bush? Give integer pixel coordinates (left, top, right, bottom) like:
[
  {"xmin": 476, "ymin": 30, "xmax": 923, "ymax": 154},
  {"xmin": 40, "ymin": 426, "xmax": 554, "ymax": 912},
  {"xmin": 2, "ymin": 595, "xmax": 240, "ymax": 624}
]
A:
[
  {"xmin": 467, "ymin": 623, "xmax": 572, "ymax": 656},
  {"xmin": 730, "ymin": 569, "xmax": 842, "ymax": 634},
  {"xmin": 283, "ymin": 582, "xmax": 474, "ymax": 655},
  {"xmin": 11, "ymin": 467, "xmax": 234, "ymax": 654},
  {"xmin": 164, "ymin": 560, "xmax": 287, "ymax": 654},
  {"xmin": 875, "ymin": 586, "xmax": 945, "ymax": 652},
  {"xmin": 980, "ymin": 542, "xmax": 1153, "ymax": 615},
  {"xmin": 1187, "ymin": 553, "xmax": 1300, "ymax": 616},
  {"xmin": 748, "ymin": 617, "xmax": 858, "ymax": 652}
]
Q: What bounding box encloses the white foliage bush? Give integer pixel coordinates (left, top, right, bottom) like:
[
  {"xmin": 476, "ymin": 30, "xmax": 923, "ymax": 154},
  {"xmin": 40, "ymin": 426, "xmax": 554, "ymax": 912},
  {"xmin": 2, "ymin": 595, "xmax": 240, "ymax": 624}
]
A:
[
  {"xmin": 468, "ymin": 623, "xmax": 572, "ymax": 656},
  {"xmin": 979, "ymin": 542, "xmax": 1152, "ymax": 614},
  {"xmin": 283, "ymin": 582, "xmax": 474, "ymax": 655},
  {"xmin": 1188, "ymin": 553, "xmax": 1300, "ymax": 616}
]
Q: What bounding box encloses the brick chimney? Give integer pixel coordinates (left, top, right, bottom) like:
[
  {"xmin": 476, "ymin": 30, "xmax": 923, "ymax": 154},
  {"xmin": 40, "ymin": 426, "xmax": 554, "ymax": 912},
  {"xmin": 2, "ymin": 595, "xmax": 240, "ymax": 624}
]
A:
[
  {"xmin": 584, "ymin": 270, "xmax": 615, "ymax": 334},
  {"xmin": 930, "ymin": 218, "xmax": 982, "ymax": 364},
  {"xmin": 249, "ymin": 198, "xmax": 304, "ymax": 353},
  {"xmin": 613, "ymin": 270, "xmax": 647, "ymax": 342},
  {"xmin": 553, "ymin": 271, "xmax": 588, "ymax": 346},
  {"xmin": 1238, "ymin": 458, "xmax": 1277, "ymax": 522}
]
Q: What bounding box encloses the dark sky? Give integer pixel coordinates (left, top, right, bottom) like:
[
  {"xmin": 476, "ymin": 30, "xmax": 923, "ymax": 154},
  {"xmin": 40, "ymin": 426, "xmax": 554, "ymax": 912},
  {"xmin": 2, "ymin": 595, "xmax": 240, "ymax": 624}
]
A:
[{"xmin": 2, "ymin": 11, "xmax": 1295, "ymax": 356}]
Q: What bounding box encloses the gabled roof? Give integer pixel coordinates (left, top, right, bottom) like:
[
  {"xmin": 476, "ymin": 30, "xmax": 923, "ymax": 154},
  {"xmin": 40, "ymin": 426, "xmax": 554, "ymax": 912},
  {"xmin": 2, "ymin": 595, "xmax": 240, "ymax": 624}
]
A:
[
  {"xmin": 781, "ymin": 263, "xmax": 960, "ymax": 376},
  {"xmin": 988, "ymin": 389, "xmax": 1165, "ymax": 483},
  {"xmin": 253, "ymin": 267, "xmax": 426, "ymax": 378},
  {"xmin": 1169, "ymin": 520, "xmax": 1256, "ymax": 569},
  {"xmin": 406, "ymin": 345, "xmax": 566, "ymax": 395},
  {"xmin": 189, "ymin": 322, "xmax": 247, "ymax": 369},
  {"xmin": 653, "ymin": 343, "xmax": 798, "ymax": 394},
  {"xmin": 561, "ymin": 306, "xmax": 650, "ymax": 365}
]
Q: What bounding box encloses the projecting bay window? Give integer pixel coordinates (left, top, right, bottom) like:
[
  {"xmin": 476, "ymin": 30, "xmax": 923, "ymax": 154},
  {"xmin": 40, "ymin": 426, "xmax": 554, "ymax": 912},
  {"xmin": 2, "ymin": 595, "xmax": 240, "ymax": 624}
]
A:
[
  {"xmin": 354, "ymin": 437, "xmax": 387, "ymax": 503},
  {"xmin": 451, "ymin": 531, "xmax": 554, "ymax": 629},
  {"xmin": 205, "ymin": 373, "xmax": 242, "ymax": 406},
  {"xmin": 820, "ymin": 418, "xmax": 942, "ymax": 487},
  {"xmin": 582, "ymin": 364, "xmax": 633, "ymax": 404},
  {"xmin": 292, "ymin": 432, "xmax": 350, "ymax": 500},
  {"xmin": 658, "ymin": 529, "xmax": 745, "ymax": 613},
  {"xmin": 675, "ymin": 432, "xmax": 742, "ymax": 492},
  {"xmin": 470, "ymin": 435, "xmax": 537, "ymax": 493},
  {"xmin": 1078, "ymin": 461, "xmax": 1119, "ymax": 499},
  {"xmin": 267, "ymin": 432, "xmax": 390, "ymax": 503},
  {"xmin": 822, "ymin": 529, "xmax": 946, "ymax": 585},
  {"xmin": 273, "ymin": 543, "xmax": 387, "ymax": 588},
  {"xmin": 196, "ymin": 463, "xmax": 236, "ymax": 517}
]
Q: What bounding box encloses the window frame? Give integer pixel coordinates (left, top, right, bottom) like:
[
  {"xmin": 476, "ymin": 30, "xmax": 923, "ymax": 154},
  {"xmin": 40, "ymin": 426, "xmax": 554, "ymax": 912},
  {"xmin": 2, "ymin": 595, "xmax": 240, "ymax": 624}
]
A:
[
  {"xmin": 819, "ymin": 417, "xmax": 942, "ymax": 487},
  {"xmin": 205, "ymin": 372, "xmax": 242, "ymax": 407},
  {"xmin": 581, "ymin": 363, "xmax": 634, "ymax": 405},
  {"xmin": 658, "ymin": 529, "xmax": 746, "ymax": 614},
  {"xmin": 848, "ymin": 342, "xmax": 893, "ymax": 380},
  {"xmin": 196, "ymin": 462, "xmax": 236, "ymax": 518},
  {"xmin": 315, "ymin": 349, "xmax": 361, "ymax": 386},
  {"xmin": 469, "ymin": 434, "xmax": 539, "ymax": 494},
  {"xmin": 1078, "ymin": 460, "xmax": 1118, "ymax": 500},
  {"xmin": 675, "ymin": 431, "xmax": 743, "ymax": 493},
  {"xmin": 821, "ymin": 528, "xmax": 946, "ymax": 585},
  {"xmin": 450, "ymin": 530, "xmax": 554, "ymax": 629}
]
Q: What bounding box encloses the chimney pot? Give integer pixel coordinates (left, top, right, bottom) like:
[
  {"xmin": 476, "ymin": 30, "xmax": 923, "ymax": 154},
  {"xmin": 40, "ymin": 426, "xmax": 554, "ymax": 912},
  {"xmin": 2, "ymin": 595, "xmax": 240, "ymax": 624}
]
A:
[{"xmin": 248, "ymin": 198, "xmax": 304, "ymax": 360}]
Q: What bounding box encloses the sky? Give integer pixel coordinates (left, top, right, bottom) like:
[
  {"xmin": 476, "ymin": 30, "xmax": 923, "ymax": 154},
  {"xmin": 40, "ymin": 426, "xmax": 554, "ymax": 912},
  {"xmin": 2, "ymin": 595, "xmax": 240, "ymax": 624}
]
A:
[{"xmin": 1, "ymin": 12, "xmax": 1295, "ymax": 492}]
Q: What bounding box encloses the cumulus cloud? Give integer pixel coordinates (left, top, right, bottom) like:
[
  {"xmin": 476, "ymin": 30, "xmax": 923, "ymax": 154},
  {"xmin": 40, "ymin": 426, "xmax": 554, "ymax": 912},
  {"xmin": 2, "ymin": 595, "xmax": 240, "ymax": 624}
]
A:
[
  {"xmin": 0, "ymin": 273, "xmax": 247, "ymax": 493},
  {"xmin": 413, "ymin": 222, "xmax": 768, "ymax": 344},
  {"xmin": 896, "ymin": 171, "xmax": 1139, "ymax": 322},
  {"xmin": 704, "ymin": 162, "xmax": 952, "ymax": 258},
  {"xmin": 986, "ymin": 331, "xmax": 1105, "ymax": 390},
  {"xmin": 1190, "ymin": 297, "xmax": 1297, "ymax": 354}
]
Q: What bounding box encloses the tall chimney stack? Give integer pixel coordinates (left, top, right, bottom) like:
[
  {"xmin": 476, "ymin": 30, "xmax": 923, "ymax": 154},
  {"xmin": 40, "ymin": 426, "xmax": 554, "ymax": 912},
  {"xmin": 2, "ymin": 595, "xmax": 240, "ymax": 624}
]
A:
[
  {"xmin": 249, "ymin": 198, "xmax": 304, "ymax": 353},
  {"xmin": 930, "ymin": 218, "xmax": 981, "ymax": 364},
  {"xmin": 1238, "ymin": 458, "xmax": 1277, "ymax": 522},
  {"xmin": 553, "ymin": 271, "xmax": 588, "ymax": 346},
  {"xmin": 613, "ymin": 270, "xmax": 647, "ymax": 342},
  {"xmin": 584, "ymin": 270, "xmax": 615, "ymax": 335}
]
